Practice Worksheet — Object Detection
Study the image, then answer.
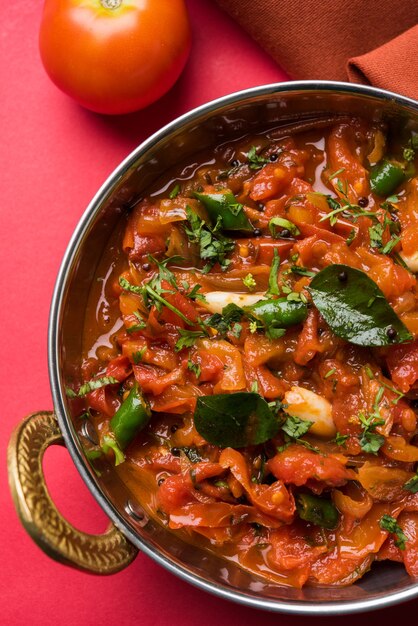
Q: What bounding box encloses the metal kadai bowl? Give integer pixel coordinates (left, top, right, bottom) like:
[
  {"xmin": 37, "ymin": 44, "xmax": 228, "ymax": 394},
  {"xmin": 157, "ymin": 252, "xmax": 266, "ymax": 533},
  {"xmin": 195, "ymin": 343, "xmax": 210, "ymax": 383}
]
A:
[{"xmin": 8, "ymin": 81, "xmax": 418, "ymax": 614}]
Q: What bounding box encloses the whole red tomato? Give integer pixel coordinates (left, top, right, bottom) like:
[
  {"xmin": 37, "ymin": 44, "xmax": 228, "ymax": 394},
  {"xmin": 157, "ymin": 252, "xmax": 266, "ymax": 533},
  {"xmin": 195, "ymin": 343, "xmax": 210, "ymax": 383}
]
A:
[{"xmin": 39, "ymin": 0, "xmax": 191, "ymax": 114}]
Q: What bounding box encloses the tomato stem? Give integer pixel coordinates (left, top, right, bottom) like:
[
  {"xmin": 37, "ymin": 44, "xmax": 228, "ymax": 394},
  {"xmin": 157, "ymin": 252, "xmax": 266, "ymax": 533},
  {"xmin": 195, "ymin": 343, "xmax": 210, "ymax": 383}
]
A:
[{"xmin": 100, "ymin": 0, "xmax": 122, "ymax": 9}]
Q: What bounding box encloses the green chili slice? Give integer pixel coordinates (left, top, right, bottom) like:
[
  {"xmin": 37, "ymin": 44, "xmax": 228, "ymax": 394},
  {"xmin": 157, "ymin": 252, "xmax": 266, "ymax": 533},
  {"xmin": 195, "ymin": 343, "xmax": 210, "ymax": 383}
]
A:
[
  {"xmin": 296, "ymin": 493, "xmax": 339, "ymax": 529},
  {"xmin": 194, "ymin": 191, "xmax": 253, "ymax": 232},
  {"xmin": 248, "ymin": 298, "xmax": 308, "ymax": 331},
  {"xmin": 370, "ymin": 160, "xmax": 406, "ymax": 196},
  {"xmin": 110, "ymin": 383, "xmax": 151, "ymax": 449}
]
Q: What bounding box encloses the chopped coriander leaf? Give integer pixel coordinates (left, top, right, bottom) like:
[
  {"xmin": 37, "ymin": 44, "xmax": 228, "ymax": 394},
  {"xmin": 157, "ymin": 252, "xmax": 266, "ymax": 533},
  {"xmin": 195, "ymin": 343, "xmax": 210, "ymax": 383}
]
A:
[
  {"xmin": 231, "ymin": 322, "xmax": 242, "ymax": 338},
  {"xmin": 243, "ymin": 273, "xmax": 257, "ymax": 291},
  {"xmin": 368, "ymin": 211, "xmax": 400, "ymax": 254},
  {"xmin": 132, "ymin": 347, "xmax": 147, "ymax": 364},
  {"xmin": 404, "ymin": 474, "xmax": 418, "ymax": 494},
  {"xmin": 328, "ymin": 167, "xmax": 346, "ymax": 181},
  {"xmin": 147, "ymin": 254, "xmax": 184, "ymax": 291},
  {"xmin": 333, "ymin": 432, "xmax": 349, "ymax": 447},
  {"xmin": 143, "ymin": 283, "xmax": 196, "ymax": 325},
  {"xmin": 379, "ymin": 514, "xmax": 408, "ymax": 550},
  {"xmin": 320, "ymin": 193, "xmax": 365, "ymax": 226},
  {"xmin": 247, "ymin": 146, "xmax": 270, "ymax": 170},
  {"xmin": 169, "ymin": 184, "xmax": 181, "ymax": 199},
  {"xmin": 126, "ymin": 324, "xmax": 145, "ymax": 334},
  {"xmin": 187, "ymin": 360, "xmax": 201, "ymax": 379},
  {"xmin": 326, "ymin": 196, "xmax": 340, "ymax": 211},
  {"xmin": 133, "ymin": 310, "xmax": 146, "ymax": 324},
  {"xmin": 375, "ymin": 385, "xmax": 384, "ymax": 405},
  {"xmin": 184, "ymin": 207, "xmax": 234, "ymax": 273},
  {"xmin": 281, "ymin": 415, "xmax": 312, "ymax": 439},
  {"xmin": 175, "ymin": 328, "xmax": 207, "ymax": 351},
  {"xmin": 217, "ymin": 163, "xmax": 241, "ymax": 180},
  {"xmin": 205, "ymin": 303, "xmax": 246, "ymax": 336},
  {"xmin": 379, "ymin": 380, "xmax": 405, "ymax": 403},
  {"xmin": 381, "ymin": 236, "xmax": 400, "ymax": 255},
  {"xmin": 266, "ymin": 327, "xmax": 286, "ymax": 340},
  {"xmin": 365, "ymin": 366, "xmax": 375, "ymax": 379},
  {"xmin": 66, "ymin": 376, "xmax": 119, "ymax": 398},
  {"xmin": 119, "ymin": 276, "xmax": 142, "ymax": 295},
  {"xmin": 335, "ymin": 177, "xmax": 349, "ymax": 197},
  {"xmin": 346, "ymin": 229, "xmax": 356, "ymax": 246},
  {"xmin": 369, "ymin": 222, "xmax": 385, "ymax": 249},
  {"xmin": 268, "ymin": 398, "xmax": 287, "ymax": 412},
  {"xmin": 187, "ymin": 284, "xmax": 207, "ymax": 302},
  {"xmin": 358, "ymin": 410, "xmax": 385, "ymax": 454}
]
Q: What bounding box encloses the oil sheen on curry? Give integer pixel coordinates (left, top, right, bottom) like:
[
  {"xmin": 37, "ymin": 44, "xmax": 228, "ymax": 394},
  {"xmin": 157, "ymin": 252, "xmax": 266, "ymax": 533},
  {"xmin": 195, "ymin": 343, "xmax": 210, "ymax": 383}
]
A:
[{"xmin": 68, "ymin": 117, "xmax": 418, "ymax": 588}]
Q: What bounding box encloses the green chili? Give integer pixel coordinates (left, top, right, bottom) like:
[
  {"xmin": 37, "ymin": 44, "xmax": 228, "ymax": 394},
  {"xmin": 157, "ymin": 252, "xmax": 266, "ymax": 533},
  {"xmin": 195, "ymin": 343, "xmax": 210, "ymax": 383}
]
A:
[
  {"xmin": 194, "ymin": 191, "xmax": 253, "ymax": 232},
  {"xmin": 370, "ymin": 160, "xmax": 406, "ymax": 196},
  {"xmin": 248, "ymin": 298, "xmax": 308, "ymax": 330},
  {"xmin": 296, "ymin": 493, "xmax": 339, "ymax": 529},
  {"xmin": 110, "ymin": 383, "xmax": 151, "ymax": 449}
]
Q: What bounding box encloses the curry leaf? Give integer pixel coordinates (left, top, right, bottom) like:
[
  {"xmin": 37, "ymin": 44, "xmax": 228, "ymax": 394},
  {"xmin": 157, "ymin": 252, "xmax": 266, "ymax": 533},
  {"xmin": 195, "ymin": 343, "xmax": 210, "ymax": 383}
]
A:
[
  {"xmin": 281, "ymin": 416, "xmax": 312, "ymax": 439},
  {"xmin": 379, "ymin": 514, "xmax": 408, "ymax": 550},
  {"xmin": 194, "ymin": 392, "xmax": 279, "ymax": 448},
  {"xmin": 308, "ymin": 264, "xmax": 412, "ymax": 347}
]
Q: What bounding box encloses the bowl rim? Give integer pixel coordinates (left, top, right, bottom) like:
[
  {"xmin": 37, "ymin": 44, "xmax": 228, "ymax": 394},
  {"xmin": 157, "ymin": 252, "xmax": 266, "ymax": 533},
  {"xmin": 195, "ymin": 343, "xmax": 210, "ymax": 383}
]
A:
[{"xmin": 49, "ymin": 80, "xmax": 418, "ymax": 614}]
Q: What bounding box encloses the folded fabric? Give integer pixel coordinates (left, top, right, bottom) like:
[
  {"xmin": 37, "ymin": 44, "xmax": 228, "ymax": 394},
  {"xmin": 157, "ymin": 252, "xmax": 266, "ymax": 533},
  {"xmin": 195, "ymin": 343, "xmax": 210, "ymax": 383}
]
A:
[{"xmin": 215, "ymin": 0, "xmax": 418, "ymax": 100}]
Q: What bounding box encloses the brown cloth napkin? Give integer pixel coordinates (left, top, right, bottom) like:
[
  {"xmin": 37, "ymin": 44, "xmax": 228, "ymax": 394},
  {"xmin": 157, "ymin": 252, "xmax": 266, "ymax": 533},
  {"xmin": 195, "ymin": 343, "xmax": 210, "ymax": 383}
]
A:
[{"xmin": 215, "ymin": 0, "xmax": 418, "ymax": 100}]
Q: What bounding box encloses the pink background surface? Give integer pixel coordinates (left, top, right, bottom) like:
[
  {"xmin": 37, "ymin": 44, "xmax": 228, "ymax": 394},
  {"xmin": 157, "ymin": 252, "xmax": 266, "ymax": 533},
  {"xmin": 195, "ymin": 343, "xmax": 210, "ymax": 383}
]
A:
[{"xmin": 1, "ymin": 1, "xmax": 416, "ymax": 623}]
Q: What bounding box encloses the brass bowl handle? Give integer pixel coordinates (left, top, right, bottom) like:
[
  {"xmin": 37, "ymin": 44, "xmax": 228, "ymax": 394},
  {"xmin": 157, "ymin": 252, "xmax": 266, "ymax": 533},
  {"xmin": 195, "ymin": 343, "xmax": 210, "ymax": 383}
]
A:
[{"xmin": 8, "ymin": 411, "xmax": 138, "ymax": 574}]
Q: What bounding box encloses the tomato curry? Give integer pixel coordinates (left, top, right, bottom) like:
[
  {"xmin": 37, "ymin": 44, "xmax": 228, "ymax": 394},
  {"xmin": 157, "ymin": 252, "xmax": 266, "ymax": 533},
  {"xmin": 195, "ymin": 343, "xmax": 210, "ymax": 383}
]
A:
[{"xmin": 68, "ymin": 117, "xmax": 418, "ymax": 587}]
